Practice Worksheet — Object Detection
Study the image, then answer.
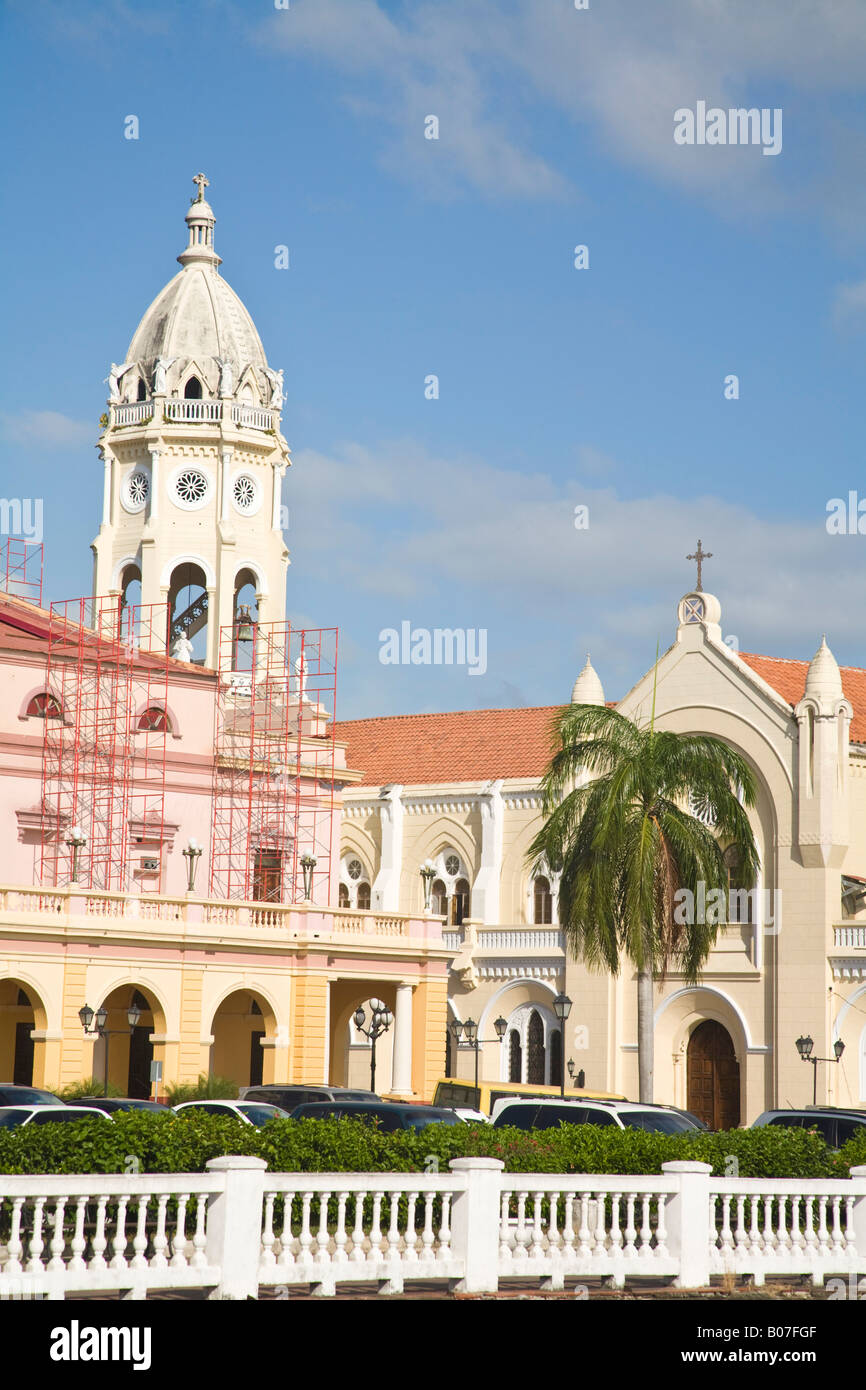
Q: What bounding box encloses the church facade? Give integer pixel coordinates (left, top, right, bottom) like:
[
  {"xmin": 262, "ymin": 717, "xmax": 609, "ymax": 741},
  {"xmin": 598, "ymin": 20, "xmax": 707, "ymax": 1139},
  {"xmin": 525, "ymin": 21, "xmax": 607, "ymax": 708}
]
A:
[{"xmin": 336, "ymin": 592, "xmax": 866, "ymax": 1125}]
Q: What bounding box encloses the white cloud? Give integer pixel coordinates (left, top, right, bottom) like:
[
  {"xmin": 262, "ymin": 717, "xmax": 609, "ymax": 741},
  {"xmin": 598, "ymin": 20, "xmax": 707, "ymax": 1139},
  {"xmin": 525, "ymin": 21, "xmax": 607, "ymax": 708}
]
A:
[
  {"xmin": 0, "ymin": 412, "xmax": 92, "ymax": 447},
  {"xmin": 253, "ymin": 0, "xmax": 866, "ymax": 219},
  {"xmin": 833, "ymin": 278, "xmax": 866, "ymax": 327}
]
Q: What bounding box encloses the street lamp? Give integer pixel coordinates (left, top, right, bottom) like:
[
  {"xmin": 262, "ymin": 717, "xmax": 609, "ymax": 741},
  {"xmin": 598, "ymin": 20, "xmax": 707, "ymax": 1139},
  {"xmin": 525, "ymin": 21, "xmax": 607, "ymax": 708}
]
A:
[
  {"xmin": 79, "ymin": 1001, "xmax": 143, "ymax": 1096},
  {"xmin": 182, "ymin": 838, "xmax": 202, "ymax": 893},
  {"xmin": 300, "ymin": 854, "xmax": 317, "ymax": 901},
  {"xmin": 552, "ymin": 993, "xmax": 573, "ymax": 1099},
  {"xmin": 65, "ymin": 824, "xmax": 87, "ymax": 883},
  {"xmin": 419, "ymin": 861, "xmax": 436, "ymax": 914},
  {"xmin": 795, "ymin": 1034, "xmax": 845, "ymax": 1105},
  {"xmin": 353, "ymin": 998, "xmax": 393, "ymax": 1092},
  {"xmin": 449, "ymin": 1014, "xmax": 507, "ymax": 1093}
]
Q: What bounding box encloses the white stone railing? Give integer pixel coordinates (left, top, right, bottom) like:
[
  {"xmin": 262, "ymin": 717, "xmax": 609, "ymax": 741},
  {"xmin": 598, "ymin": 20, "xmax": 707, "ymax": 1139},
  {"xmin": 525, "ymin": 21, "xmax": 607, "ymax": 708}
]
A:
[
  {"xmin": 112, "ymin": 402, "xmax": 153, "ymax": 425},
  {"xmin": 2, "ymin": 1159, "xmax": 865, "ymax": 1298},
  {"xmin": 108, "ymin": 399, "xmax": 275, "ymax": 431},
  {"xmin": 834, "ymin": 925, "xmax": 866, "ymax": 949},
  {"xmin": 476, "ymin": 928, "xmax": 564, "ymax": 952},
  {"xmin": 164, "ymin": 399, "xmax": 223, "ymax": 423},
  {"xmin": 0, "ymin": 885, "xmax": 433, "ymax": 946}
]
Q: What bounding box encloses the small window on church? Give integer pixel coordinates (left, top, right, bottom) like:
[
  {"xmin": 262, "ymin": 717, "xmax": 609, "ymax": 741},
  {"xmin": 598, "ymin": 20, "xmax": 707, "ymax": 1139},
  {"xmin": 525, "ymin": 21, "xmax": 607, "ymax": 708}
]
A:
[
  {"xmin": 357, "ymin": 882, "xmax": 371, "ymax": 910},
  {"xmin": 184, "ymin": 376, "xmax": 203, "ymax": 400},
  {"xmin": 338, "ymin": 883, "xmax": 349, "ymax": 908},
  {"xmin": 453, "ymin": 878, "xmax": 470, "ymax": 926},
  {"xmin": 137, "ymin": 378, "xmax": 147, "ymax": 402},
  {"xmin": 27, "ymin": 692, "xmax": 62, "ymax": 720},
  {"xmin": 431, "ymin": 879, "xmax": 447, "ymax": 917},
  {"xmin": 533, "ymin": 876, "xmax": 552, "ymax": 924},
  {"xmin": 138, "ymin": 707, "xmax": 170, "ymax": 733}
]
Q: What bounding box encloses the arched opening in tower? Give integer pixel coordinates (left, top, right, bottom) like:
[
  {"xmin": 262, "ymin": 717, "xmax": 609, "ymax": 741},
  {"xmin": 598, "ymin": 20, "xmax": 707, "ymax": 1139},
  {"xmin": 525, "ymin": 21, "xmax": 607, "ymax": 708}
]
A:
[
  {"xmin": 232, "ymin": 568, "xmax": 259, "ymax": 672},
  {"xmin": 168, "ymin": 562, "xmax": 209, "ymax": 665},
  {"xmin": 120, "ymin": 564, "xmax": 142, "ymax": 615},
  {"xmin": 184, "ymin": 375, "xmax": 203, "ymax": 399}
]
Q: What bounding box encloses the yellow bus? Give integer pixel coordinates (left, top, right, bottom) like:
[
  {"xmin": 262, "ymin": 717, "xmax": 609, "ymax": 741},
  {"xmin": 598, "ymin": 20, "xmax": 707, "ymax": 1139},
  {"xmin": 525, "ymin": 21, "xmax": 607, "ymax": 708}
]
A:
[{"xmin": 432, "ymin": 1078, "xmax": 625, "ymax": 1117}]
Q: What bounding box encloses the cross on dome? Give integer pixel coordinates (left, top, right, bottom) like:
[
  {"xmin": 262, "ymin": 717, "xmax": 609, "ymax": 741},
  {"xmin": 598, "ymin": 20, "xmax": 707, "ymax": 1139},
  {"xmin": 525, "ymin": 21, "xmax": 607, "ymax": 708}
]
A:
[{"xmin": 192, "ymin": 172, "xmax": 209, "ymax": 203}]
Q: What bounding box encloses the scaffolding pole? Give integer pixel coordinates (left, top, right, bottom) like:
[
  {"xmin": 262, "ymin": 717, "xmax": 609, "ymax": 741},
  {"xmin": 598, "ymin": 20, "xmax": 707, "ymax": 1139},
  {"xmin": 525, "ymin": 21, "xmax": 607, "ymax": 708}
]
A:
[{"xmin": 0, "ymin": 539, "xmax": 43, "ymax": 606}]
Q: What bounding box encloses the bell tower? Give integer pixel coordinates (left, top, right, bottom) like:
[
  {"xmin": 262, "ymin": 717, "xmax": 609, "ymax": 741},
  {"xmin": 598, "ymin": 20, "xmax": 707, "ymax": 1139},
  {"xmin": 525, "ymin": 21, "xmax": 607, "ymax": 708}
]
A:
[{"xmin": 91, "ymin": 174, "xmax": 290, "ymax": 667}]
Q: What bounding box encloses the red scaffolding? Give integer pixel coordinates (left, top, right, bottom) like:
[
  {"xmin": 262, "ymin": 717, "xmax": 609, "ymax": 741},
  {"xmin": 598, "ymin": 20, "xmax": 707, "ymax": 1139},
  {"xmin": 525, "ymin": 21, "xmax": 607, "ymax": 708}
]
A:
[
  {"xmin": 39, "ymin": 597, "xmax": 170, "ymax": 891},
  {"xmin": 210, "ymin": 621, "xmax": 338, "ymax": 905},
  {"xmin": 0, "ymin": 539, "xmax": 43, "ymax": 606}
]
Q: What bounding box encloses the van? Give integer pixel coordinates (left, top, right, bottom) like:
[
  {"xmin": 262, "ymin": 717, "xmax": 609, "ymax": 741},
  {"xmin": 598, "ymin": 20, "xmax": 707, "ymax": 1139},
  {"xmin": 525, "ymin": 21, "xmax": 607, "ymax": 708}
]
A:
[{"xmin": 431, "ymin": 1078, "xmax": 625, "ymax": 1118}]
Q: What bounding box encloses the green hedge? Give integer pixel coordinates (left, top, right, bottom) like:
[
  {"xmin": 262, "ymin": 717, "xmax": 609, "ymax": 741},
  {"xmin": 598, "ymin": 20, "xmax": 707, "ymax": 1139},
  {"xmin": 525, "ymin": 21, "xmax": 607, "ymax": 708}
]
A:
[{"xmin": 0, "ymin": 1113, "xmax": 853, "ymax": 1178}]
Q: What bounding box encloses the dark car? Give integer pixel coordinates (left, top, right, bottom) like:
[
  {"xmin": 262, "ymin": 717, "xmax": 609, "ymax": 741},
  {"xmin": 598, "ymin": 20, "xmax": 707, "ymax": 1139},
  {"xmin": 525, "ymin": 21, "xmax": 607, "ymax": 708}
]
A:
[
  {"xmin": 0, "ymin": 1083, "xmax": 63, "ymax": 1107},
  {"xmin": 65, "ymin": 1096, "xmax": 167, "ymax": 1115},
  {"xmin": 751, "ymin": 1108, "xmax": 866, "ymax": 1150},
  {"xmin": 289, "ymin": 1101, "xmax": 463, "ymax": 1133},
  {"xmin": 240, "ymin": 1084, "xmax": 378, "ymax": 1110}
]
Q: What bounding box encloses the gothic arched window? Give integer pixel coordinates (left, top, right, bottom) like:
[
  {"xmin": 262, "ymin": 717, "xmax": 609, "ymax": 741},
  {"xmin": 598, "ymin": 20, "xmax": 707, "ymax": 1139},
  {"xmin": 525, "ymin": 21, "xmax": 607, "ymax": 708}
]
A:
[
  {"xmin": 509, "ymin": 1029, "xmax": 523, "ymax": 1083},
  {"xmin": 453, "ymin": 878, "xmax": 470, "ymax": 926},
  {"xmin": 533, "ymin": 875, "xmax": 552, "ymax": 924},
  {"xmin": 338, "ymin": 883, "xmax": 349, "ymax": 908},
  {"xmin": 431, "ymin": 879, "xmax": 448, "ymax": 917},
  {"xmin": 184, "ymin": 376, "xmax": 203, "ymax": 400},
  {"xmin": 527, "ymin": 1010, "xmax": 545, "ymax": 1084},
  {"xmin": 357, "ymin": 882, "xmax": 371, "ymax": 910},
  {"xmin": 136, "ymin": 377, "xmax": 147, "ymax": 402}
]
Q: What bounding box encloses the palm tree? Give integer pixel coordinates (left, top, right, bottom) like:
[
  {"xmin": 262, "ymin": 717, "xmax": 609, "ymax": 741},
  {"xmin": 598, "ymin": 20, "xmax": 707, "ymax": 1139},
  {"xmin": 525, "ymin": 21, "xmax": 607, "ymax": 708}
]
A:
[{"xmin": 528, "ymin": 700, "xmax": 759, "ymax": 1102}]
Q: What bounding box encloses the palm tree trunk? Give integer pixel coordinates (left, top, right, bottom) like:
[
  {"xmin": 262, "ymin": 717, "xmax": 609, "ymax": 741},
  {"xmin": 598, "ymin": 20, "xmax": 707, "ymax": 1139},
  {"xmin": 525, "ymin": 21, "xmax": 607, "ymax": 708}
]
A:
[{"xmin": 637, "ymin": 967, "xmax": 654, "ymax": 1102}]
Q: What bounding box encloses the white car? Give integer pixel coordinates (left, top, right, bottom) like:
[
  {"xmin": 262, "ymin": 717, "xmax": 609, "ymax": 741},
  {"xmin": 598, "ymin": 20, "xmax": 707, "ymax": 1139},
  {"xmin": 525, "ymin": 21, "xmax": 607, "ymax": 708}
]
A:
[
  {"xmin": 491, "ymin": 1097, "xmax": 702, "ymax": 1134},
  {"xmin": 0, "ymin": 1104, "xmax": 109, "ymax": 1129},
  {"xmin": 172, "ymin": 1100, "xmax": 290, "ymax": 1127}
]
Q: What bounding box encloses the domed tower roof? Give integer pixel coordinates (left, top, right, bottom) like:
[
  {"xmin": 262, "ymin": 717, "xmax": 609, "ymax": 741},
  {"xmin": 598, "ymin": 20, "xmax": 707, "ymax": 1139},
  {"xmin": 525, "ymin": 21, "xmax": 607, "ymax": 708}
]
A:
[
  {"xmin": 804, "ymin": 635, "xmax": 844, "ymax": 706},
  {"xmin": 571, "ymin": 654, "xmax": 605, "ymax": 706},
  {"xmin": 125, "ymin": 173, "xmax": 268, "ymax": 371}
]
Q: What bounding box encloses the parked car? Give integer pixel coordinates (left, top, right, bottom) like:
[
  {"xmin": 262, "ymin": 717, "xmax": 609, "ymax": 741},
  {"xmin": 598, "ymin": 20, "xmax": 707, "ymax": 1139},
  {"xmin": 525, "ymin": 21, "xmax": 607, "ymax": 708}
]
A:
[
  {"xmin": 172, "ymin": 1100, "xmax": 291, "ymax": 1127},
  {"xmin": 751, "ymin": 1108, "xmax": 866, "ymax": 1150},
  {"xmin": 65, "ymin": 1096, "xmax": 167, "ymax": 1116},
  {"xmin": 0, "ymin": 1083, "xmax": 63, "ymax": 1107},
  {"xmin": 451, "ymin": 1107, "xmax": 489, "ymax": 1123},
  {"xmin": 0, "ymin": 1104, "xmax": 109, "ymax": 1130},
  {"xmin": 289, "ymin": 1101, "xmax": 464, "ymax": 1133},
  {"xmin": 491, "ymin": 1098, "xmax": 703, "ymax": 1134},
  {"xmin": 239, "ymin": 1084, "xmax": 378, "ymax": 1110}
]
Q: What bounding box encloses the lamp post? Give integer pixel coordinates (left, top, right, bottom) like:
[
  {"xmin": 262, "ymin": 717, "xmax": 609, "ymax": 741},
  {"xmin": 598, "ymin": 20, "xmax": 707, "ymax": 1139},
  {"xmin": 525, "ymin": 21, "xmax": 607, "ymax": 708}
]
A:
[
  {"xmin": 552, "ymin": 993, "xmax": 572, "ymax": 1099},
  {"xmin": 419, "ymin": 861, "xmax": 436, "ymax": 914},
  {"xmin": 79, "ymin": 1002, "xmax": 143, "ymax": 1096},
  {"xmin": 182, "ymin": 838, "xmax": 202, "ymax": 893},
  {"xmin": 300, "ymin": 854, "xmax": 317, "ymax": 901},
  {"xmin": 65, "ymin": 824, "xmax": 87, "ymax": 884},
  {"xmin": 449, "ymin": 1015, "xmax": 507, "ymax": 1093},
  {"xmin": 795, "ymin": 1034, "xmax": 845, "ymax": 1106},
  {"xmin": 353, "ymin": 998, "xmax": 393, "ymax": 1092}
]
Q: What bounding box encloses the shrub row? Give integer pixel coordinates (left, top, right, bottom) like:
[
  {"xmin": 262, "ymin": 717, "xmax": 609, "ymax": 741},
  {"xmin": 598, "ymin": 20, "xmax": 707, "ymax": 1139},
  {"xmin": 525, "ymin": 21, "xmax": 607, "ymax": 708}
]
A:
[{"xmin": 0, "ymin": 1112, "xmax": 861, "ymax": 1178}]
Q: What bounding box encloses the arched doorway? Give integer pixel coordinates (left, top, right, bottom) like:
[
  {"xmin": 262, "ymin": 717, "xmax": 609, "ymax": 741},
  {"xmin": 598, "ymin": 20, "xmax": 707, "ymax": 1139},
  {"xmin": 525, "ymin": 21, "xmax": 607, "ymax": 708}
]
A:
[
  {"xmin": 687, "ymin": 1020, "xmax": 740, "ymax": 1130},
  {"xmin": 0, "ymin": 980, "xmax": 45, "ymax": 1085},
  {"xmin": 210, "ymin": 990, "xmax": 276, "ymax": 1090},
  {"xmin": 94, "ymin": 987, "xmax": 158, "ymax": 1098}
]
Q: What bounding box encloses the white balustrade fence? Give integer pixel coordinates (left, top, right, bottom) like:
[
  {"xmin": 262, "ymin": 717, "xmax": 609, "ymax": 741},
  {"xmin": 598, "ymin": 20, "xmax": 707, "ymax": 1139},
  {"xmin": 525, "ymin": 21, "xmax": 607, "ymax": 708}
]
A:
[{"xmin": 2, "ymin": 1159, "xmax": 865, "ymax": 1299}]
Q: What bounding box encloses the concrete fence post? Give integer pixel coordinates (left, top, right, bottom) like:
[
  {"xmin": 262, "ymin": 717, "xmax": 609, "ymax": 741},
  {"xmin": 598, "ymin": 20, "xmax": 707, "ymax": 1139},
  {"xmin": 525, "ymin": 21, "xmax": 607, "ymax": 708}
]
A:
[
  {"xmin": 662, "ymin": 1160, "xmax": 713, "ymax": 1289},
  {"xmin": 205, "ymin": 1155, "xmax": 268, "ymax": 1299},
  {"xmin": 849, "ymin": 1166, "xmax": 866, "ymax": 1271},
  {"xmin": 448, "ymin": 1157, "xmax": 505, "ymax": 1294}
]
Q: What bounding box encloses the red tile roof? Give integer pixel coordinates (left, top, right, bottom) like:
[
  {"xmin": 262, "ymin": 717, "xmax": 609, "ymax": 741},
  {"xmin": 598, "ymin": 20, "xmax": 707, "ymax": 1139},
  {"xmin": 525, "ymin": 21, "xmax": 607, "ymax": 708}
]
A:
[
  {"xmin": 338, "ymin": 651, "xmax": 866, "ymax": 787},
  {"xmin": 334, "ymin": 706, "xmax": 566, "ymax": 786},
  {"xmin": 739, "ymin": 652, "xmax": 866, "ymax": 743}
]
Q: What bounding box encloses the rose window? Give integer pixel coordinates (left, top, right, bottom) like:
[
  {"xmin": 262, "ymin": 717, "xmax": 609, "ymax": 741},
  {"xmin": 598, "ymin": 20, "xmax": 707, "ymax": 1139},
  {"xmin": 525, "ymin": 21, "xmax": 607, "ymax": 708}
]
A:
[
  {"xmin": 175, "ymin": 469, "xmax": 208, "ymax": 505},
  {"xmin": 127, "ymin": 472, "xmax": 149, "ymax": 504},
  {"xmin": 233, "ymin": 475, "xmax": 257, "ymax": 512},
  {"xmin": 347, "ymin": 859, "xmax": 363, "ymax": 880},
  {"xmin": 445, "ymin": 854, "xmax": 460, "ymax": 877}
]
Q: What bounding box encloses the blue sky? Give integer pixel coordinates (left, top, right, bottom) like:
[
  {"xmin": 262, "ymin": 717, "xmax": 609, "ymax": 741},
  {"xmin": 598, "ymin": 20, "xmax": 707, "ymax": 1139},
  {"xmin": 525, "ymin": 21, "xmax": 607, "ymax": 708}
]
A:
[{"xmin": 3, "ymin": 0, "xmax": 866, "ymax": 717}]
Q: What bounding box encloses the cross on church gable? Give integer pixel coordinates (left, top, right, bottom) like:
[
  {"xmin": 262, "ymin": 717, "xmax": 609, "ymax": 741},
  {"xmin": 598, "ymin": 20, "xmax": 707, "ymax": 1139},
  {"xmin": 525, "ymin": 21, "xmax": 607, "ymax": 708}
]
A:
[{"xmin": 687, "ymin": 539, "xmax": 712, "ymax": 592}]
